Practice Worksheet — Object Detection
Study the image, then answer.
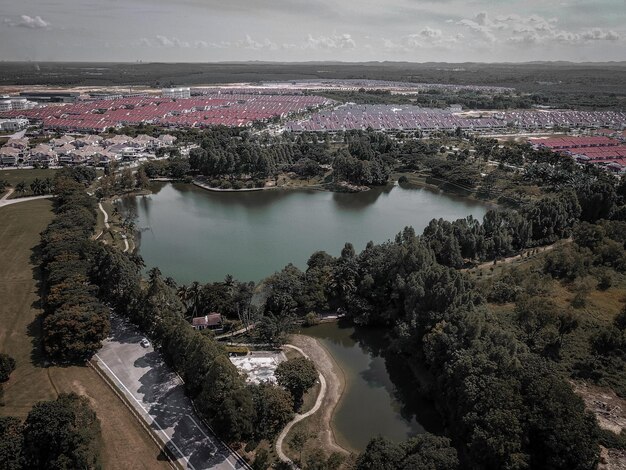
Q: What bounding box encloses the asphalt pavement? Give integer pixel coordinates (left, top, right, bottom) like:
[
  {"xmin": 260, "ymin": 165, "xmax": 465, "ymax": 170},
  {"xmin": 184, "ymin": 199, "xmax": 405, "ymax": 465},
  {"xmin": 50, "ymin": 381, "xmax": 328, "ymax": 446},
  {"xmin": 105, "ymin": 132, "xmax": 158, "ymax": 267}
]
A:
[{"xmin": 95, "ymin": 314, "xmax": 247, "ymax": 470}]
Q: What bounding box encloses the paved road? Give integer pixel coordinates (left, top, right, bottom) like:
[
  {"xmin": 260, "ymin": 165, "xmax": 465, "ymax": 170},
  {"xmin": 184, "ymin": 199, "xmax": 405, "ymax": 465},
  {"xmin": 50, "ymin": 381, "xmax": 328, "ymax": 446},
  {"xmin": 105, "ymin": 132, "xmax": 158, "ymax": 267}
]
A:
[{"xmin": 95, "ymin": 314, "xmax": 248, "ymax": 470}]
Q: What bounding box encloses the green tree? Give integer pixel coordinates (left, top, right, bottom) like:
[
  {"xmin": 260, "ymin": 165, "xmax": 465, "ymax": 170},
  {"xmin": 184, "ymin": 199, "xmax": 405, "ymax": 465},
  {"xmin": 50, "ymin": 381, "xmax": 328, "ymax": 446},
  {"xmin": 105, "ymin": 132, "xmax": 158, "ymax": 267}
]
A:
[
  {"xmin": 22, "ymin": 393, "xmax": 102, "ymax": 470},
  {"xmin": 252, "ymin": 448, "xmax": 270, "ymax": 470},
  {"xmin": 0, "ymin": 417, "xmax": 23, "ymax": 470},
  {"xmin": 275, "ymin": 357, "xmax": 317, "ymax": 409},
  {"xmin": 251, "ymin": 383, "xmax": 294, "ymax": 440},
  {"xmin": 0, "ymin": 354, "xmax": 16, "ymax": 382},
  {"xmin": 289, "ymin": 429, "xmax": 309, "ymax": 464}
]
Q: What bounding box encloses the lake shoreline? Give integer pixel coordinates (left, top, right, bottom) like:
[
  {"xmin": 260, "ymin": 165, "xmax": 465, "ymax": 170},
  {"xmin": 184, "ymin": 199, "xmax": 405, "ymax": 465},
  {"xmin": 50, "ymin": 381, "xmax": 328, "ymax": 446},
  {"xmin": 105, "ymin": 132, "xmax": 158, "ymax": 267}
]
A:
[{"xmin": 287, "ymin": 334, "xmax": 355, "ymax": 456}]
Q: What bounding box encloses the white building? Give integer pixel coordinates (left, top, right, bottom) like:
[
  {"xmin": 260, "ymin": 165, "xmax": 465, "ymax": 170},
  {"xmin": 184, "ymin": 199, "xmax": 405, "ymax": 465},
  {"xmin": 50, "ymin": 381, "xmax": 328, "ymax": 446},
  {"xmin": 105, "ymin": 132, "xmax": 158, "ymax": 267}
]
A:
[
  {"xmin": 162, "ymin": 87, "xmax": 191, "ymax": 99},
  {"xmin": 10, "ymin": 99, "xmax": 36, "ymax": 110},
  {"xmin": 0, "ymin": 100, "xmax": 12, "ymax": 112},
  {"xmin": 0, "ymin": 119, "xmax": 29, "ymax": 131}
]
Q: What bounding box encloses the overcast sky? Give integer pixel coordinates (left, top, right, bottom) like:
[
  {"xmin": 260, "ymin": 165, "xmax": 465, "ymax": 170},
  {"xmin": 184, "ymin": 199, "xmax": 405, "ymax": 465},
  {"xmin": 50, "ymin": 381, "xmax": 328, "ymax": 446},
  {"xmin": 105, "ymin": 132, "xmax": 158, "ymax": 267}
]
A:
[{"xmin": 1, "ymin": 0, "xmax": 624, "ymax": 62}]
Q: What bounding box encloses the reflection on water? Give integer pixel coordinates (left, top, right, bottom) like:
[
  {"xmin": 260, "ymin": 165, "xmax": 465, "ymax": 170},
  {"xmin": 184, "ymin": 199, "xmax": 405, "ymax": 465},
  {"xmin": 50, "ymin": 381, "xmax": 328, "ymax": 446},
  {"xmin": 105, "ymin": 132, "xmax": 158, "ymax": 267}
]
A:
[
  {"xmin": 303, "ymin": 322, "xmax": 442, "ymax": 452},
  {"xmin": 119, "ymin": 182, "xmax": 488, "ymax": 284}
]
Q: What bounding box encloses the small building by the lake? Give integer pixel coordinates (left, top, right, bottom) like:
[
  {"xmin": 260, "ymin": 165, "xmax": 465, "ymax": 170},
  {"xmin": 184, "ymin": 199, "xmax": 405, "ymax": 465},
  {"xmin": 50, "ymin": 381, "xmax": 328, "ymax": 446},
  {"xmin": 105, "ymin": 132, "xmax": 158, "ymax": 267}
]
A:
[{"xmin": 191, "ymin": 313, "xmax": 223, "ymax": 331}]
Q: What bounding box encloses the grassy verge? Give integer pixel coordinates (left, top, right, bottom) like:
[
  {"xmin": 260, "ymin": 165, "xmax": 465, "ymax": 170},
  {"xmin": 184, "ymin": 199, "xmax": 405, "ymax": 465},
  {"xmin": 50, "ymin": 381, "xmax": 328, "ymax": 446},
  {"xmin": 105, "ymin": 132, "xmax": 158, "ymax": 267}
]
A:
[{"xmin": 0, "ymin": 199, "xmax": 170, "ymax": 469}]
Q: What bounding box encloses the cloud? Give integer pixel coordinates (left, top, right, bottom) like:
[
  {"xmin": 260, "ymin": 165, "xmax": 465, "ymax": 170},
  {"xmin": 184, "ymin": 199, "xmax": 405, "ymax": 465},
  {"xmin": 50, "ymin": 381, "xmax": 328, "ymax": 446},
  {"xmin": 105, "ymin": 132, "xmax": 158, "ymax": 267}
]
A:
[
  {"xmin": 580, "ymin": 29, "xmax": 620, "ymax": 41},
  {"xmin": 4, "ymin": 15, "xmax": 50, "ymax": 29},
  {"xmin": 305, "ymin": 33, "xmax": 356, "ymax": 49},
  {"xmin": 455, "ymin": 12, "xmax": 623, "ymax": 47},
  {"xmin": 457, "ymin": 13, "xmax": 497, "ymax": 43},
  {"xmin": 234, "ymin": 35, "xmax": 279, "ymax": 50},
  {"xmin": 384, "ymin": 27, "xmax": 463, "ymax": 51}
]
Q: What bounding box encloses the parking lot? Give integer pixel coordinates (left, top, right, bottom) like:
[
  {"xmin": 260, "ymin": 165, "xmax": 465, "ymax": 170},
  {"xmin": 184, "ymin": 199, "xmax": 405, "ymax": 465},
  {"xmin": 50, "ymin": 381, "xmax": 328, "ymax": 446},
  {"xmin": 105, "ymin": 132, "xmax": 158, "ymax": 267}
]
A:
[{"xmin": 95, "ymin": 314, "xmax": 247, "ymax": 470}]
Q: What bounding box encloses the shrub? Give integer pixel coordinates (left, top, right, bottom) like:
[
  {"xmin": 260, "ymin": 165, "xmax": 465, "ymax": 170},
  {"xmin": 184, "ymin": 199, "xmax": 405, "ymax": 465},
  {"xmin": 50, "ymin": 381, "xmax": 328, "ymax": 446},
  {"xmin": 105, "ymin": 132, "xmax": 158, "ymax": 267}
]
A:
[
  {"xmin": 0, "ymin": 354, "xmax": 16, "ymax": 382},
  {"xmin": 302, "ymin": 312, "xmax": 320, "ymax": 327}
]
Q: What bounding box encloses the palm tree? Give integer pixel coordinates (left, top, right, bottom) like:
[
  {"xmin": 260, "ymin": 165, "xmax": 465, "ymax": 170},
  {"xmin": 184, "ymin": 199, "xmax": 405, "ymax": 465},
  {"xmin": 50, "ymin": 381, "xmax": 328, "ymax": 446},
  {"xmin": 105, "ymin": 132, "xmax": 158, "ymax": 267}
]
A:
[
  {"xmin": 188, "ymin": 281, "xmax": 201, "ymax": 318},
  {"xmin": 15, "ymin": 181, "xmax": 26, "ymax": 193},
  {"xmin": 30, "ymin": 178, "xmax": 45, "ymax": 195},
  {"xmin": 176, "ymin": 284, "xmax": 191, "ymax": 319}
]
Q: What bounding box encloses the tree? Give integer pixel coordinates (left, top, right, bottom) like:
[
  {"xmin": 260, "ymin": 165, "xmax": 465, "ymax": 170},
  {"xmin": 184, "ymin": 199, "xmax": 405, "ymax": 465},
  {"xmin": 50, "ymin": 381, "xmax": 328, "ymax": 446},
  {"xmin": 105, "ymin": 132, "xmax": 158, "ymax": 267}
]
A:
[
  {"xmin": 22, "ymin": 393, "xmax": 102, "ymax": 470},
  {"xmin": 275, "ymin": 357, "xmax": 317, "ymax": 409},
  {"xmin": 0, "ymin": 417, "xmax": 23, "ymax": 470},
  {"xmin": 252, "ymin": 448, "xmax": 270, "ymax": 470},
  {"xmin": 255, "ymin": 314, "xmax": 293, "ymax": 347},
  {"xmin": 356, "ymin": 436, "xmax": 403, "ymax": 470},
  {"xmin": 289, "ymin": 429, "xmax": 309, "ymax": 464},
  {"xmin": 0, "ymin": 354, "xmax": 16, "ymax": 382},
  {"xmin": 135, "ymin": 166, "xmax": 150, "ymax": 189},
  {"xmin": 251, "ymin": 383, "xmax": 294, "ymax": 440},
  {"xmin": 120, "ymin": 167, "xmax": 134, "ymax": 190}
]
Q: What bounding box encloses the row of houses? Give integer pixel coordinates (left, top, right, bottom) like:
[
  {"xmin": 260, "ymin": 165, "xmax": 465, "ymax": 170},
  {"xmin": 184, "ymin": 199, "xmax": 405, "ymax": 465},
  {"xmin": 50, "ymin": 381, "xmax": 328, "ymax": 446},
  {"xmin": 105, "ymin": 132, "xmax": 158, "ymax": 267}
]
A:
[{"xmin": 0, "ymin": 133, "xmax": 176, "ymax": 166}]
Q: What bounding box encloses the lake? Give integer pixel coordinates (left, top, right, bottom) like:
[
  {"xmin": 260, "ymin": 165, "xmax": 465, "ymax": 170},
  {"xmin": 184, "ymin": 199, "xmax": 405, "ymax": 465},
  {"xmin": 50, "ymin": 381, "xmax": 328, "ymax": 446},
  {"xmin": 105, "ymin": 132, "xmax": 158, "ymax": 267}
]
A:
[
  {"xmin": 119, "ymin": 182, "xmax": 488, "ymax": 284},
  {"xmin": 302, "ymin": 322, "xmax": 443, "ymax": 452}
]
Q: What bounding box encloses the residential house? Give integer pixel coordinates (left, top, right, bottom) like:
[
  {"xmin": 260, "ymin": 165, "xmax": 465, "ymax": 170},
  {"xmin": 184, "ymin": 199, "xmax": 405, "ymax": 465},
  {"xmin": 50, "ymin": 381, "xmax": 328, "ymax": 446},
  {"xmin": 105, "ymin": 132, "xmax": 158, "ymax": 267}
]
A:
[
  {"xmin": 0, "ymin": 146, "xmax": 20, "ymax": 165},
  {"xmin": 158, "ymin": 134, "xmax": 177, "ymax": 146},
  {"xmin": 6, "ymin": 137, "xmax": 29, "ymax": 150},
  {"xmin": 74, "ymin": 135, "xmax": 103, "ymax": 147},
  {"xmin": 191, "ymin": 313, "xmax": 223, "ymax": 331},
  {"xmin": 50, "ymin": 135, "xmax": 75, "ymax": 147},
  {"xmin": 103, "ymin": 134, "xmax": 132, "ymax": 147},
  {"xmin": 29, "ymin": 144, "xmax": 57, "ymax": 165}
]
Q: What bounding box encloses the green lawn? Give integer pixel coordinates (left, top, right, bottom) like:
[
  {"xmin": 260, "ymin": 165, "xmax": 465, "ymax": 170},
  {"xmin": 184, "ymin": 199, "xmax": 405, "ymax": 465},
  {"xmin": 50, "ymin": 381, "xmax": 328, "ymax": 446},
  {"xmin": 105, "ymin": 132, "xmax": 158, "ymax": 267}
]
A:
[
  {"xmin": 0, "ymin": 168, "xmax": 59, "ymax": 189},
  {"xmin": 0, "ymin": 199, "xmax": 170, "ymax": 469}
]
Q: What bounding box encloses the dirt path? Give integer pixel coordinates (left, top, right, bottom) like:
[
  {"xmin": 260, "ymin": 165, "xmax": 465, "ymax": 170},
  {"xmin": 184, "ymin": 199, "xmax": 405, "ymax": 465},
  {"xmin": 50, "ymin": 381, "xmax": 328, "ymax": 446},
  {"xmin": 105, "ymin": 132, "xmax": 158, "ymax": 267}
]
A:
[
  {"xmin": 465, "ymin": 239, "xmax": 570, "ymax": 271},
  {"xmin": 279, "ymin": 335, "xmax": 351, "ymax": 461}
]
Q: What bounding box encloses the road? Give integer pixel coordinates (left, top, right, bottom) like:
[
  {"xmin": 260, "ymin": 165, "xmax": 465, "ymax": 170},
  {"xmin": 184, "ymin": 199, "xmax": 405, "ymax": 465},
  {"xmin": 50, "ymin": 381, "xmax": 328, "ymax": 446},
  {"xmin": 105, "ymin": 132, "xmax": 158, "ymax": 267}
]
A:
[{"xmin": 95, "ymin": 314, "xmax": 248, "ymax": 470}]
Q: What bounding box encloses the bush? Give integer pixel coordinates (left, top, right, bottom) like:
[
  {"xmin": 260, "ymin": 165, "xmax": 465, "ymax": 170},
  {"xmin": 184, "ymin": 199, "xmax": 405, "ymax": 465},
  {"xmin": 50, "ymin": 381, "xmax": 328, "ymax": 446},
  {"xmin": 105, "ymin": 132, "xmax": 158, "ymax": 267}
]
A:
[
  {"xmin": 0, "ymin": 354, "xmax": 16, "ymax": 382},
  {"xmin": 232, "ymin": 180, "xmax": 244, "ymax": 190},
  {"xmin": 488, "ymin": 280, "xmax": 522, "ymax": 303},
  {"xmin": 210, "ymin": 179, "xmax": 221, "ymax": 187},
  {"xmin": 302, "ymin": 312, "xmax": 320, "ymax": 327},
  {"xmin": 245, "ymin": 181, "xmax": 255, "ymax": 189},
  {"xmin": 219, "ymin": 180, "xmax": 232, "ymax": 189},
  {"xmin": 597, "ymin": 270, "xmax": 613, "ymax": 290},
  {"xmin": 254, "ymin": 180, "xmax": 266, "ymax": 188}
]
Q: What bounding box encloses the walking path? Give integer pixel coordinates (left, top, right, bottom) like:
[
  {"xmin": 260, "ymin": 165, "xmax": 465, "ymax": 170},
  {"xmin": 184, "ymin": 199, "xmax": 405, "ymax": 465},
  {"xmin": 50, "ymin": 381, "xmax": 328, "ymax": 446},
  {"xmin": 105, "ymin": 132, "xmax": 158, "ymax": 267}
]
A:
[
  {"xmin": 275, "ymin": 344, "xmax": 327, "ymax": 468},
  {"xmin": 0, "ymin": 189, "xmax": 53, "ymax": 208},
  {"xmin": 275, "ymin": 335, "xmax": 350, "ymax": 468},
  {"xmin": 98, "ymin": 202, "xmax": 110, "ymax": 229}
]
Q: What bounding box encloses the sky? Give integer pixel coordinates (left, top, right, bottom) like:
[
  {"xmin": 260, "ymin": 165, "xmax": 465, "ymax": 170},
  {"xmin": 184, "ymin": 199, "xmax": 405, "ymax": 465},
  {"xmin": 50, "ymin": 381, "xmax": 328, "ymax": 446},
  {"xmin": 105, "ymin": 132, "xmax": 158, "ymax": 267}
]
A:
[{"xmin": 0, "ymin": 0, "xmax": 624, "ymax": 63}]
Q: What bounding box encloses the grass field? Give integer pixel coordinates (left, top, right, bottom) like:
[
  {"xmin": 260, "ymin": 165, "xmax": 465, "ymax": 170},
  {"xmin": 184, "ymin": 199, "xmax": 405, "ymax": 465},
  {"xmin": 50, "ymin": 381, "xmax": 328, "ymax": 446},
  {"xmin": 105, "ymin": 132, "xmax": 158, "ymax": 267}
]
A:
[
  {"xmin": 0, "ymin": 168, "xmax": 59, "ymax": 189},
  {"xmin": 0, "ymin": 199, "xmax": 170, "ymax": 470}
]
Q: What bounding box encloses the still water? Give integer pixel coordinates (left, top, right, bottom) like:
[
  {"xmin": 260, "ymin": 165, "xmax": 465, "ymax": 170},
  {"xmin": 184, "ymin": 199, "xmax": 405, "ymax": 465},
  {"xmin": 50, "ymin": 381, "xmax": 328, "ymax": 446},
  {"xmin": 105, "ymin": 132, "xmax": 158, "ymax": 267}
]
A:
[
  {"xmin": 303, "ymin": 322, "xmax": 443, "ymax": 452},
  {"xmin": 119, "ymin": 182, "xmax": 488, "ymax": 284}
]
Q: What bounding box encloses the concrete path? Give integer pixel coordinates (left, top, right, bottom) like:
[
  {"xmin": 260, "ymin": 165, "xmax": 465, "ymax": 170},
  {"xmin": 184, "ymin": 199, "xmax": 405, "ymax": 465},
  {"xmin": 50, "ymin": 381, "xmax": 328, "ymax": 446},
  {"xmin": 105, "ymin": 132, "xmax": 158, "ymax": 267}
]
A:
[
  {"xmin": 275, "ymin": 344, "xmax": 327, "ymax": 469},
  {"xmin": 214, "ymin": 324, "xmax": 255, "ymax": 340},
  {"xmin": 0, "ymin": 189, "xmax": 52, "ymax": 208},
  {"xmin": 98, "ymin": 202, "xmax": 110, "ymax": 229},
  {"xmin": 96, "ymin": 314, "xmax": 249, "ymax": 470}
]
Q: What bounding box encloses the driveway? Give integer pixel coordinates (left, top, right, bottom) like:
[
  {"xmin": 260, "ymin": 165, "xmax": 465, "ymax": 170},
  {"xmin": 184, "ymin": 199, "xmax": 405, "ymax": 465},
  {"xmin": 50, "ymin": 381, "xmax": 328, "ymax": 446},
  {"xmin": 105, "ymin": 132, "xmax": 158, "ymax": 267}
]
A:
[{"xmin": 95, "ymin": 314, "xmax": 248, "ymax": 470}]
